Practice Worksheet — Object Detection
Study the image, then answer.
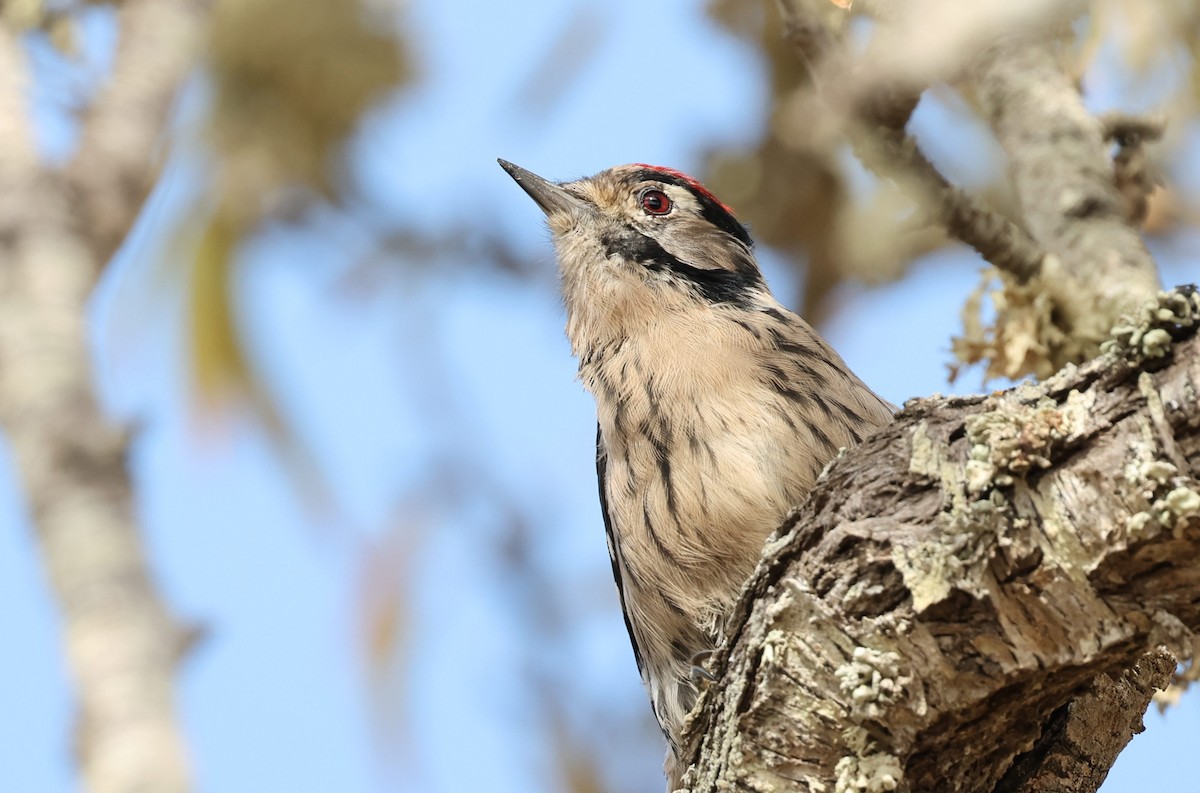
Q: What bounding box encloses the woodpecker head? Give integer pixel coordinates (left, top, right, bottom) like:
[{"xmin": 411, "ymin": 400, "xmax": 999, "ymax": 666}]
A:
[{"xmin": 499, "ymin": 160, "xmax": 768, "ymax": 354}]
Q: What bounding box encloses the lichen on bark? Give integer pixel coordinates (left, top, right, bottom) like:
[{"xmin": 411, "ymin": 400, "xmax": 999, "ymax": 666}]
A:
[{"xmin": 683, "ymin": 287, "xmax": 1200, "ymax": 793}]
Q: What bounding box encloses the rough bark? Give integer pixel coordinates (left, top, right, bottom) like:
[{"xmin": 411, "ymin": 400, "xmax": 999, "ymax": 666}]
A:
[
  {"xmin": 993, "ymin": 653, "xmax": 1174, "ymax": 793},
  {"xmin": 680, "ymin": 6, "xmax": 1184, "ymax": 790},
  {"xmin": 0, "ymin": 3, "xmax": 201, "ymax": 792},
  {"xmin": 682, "ymin": 290, "xmax": 1200, "ymax": 792}
]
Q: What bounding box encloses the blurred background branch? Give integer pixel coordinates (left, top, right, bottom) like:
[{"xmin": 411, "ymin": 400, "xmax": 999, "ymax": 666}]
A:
[
  {"xmin": 967, "ymin": 27, "xmax": 1160, "ymax": 375},
  {"xmin": 775, "ymin": 0, "xmax": 1047, "ymax": 283},
  {"xmin": 67, "ymin": 0, "xmax": 203, "ymax": 264},
  {"xmin": 0, "ymin": 1, "xmax": 200, "ymax": 790}
]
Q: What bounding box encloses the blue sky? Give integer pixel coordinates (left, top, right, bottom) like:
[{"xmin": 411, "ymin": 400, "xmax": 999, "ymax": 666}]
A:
[{"xmin": 1, "ymin": 3, "xmax": 1198, "ymax": 792}]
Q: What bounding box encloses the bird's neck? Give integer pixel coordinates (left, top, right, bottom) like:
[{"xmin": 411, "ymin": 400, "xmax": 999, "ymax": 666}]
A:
[{"xmin": 574, "ymin": 302, "xmax": 772, "ymax": 420}]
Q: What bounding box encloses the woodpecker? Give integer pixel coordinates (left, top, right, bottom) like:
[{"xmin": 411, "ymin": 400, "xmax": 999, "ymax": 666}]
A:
[{"xmin": 499, "ymin": 159, "xmax": 893, "ymax": 787}]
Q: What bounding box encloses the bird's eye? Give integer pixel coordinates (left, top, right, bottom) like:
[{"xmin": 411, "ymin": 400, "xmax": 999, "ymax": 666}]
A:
[{"xmin": 640, "ymin": 189, "xmax": 672, "ymax": 215}]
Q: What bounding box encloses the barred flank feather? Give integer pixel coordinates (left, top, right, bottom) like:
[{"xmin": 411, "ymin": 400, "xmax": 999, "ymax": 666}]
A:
[{"xmin": 586, "ymin": 294, "xmax": 892, "ymax": 764}]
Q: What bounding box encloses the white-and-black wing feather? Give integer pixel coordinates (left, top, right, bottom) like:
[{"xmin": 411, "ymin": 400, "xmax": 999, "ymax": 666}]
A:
[{"xmin": 596, "ymin": 425, "xmax": 648, "ymax": 682}]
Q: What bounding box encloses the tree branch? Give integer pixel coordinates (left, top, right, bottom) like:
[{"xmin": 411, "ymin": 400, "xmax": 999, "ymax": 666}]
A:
[
  {"xmin": 994, "ymin": 651, "xmax": 1175, "ymax": 793},
  {"xmin": 970, "ymin": 31, "xmax": 1161, "ymax": 355},
  {"xmin": 683, "ymin": 288, "xmax": 1200, "ymax": 792},
  {"xmin": 0, "ymin": 25, "xmax": 37, "ymax": 180},
  {"xmin": 66, "ymin": 0, "xmax": 203, "ymax": 265},
  {"xmin": 0, "ymin": 4, "xmax": 202, "ymax": 791},
  {"xmin": 773, "ymin": 2, "xmax": 1165, "ymax": 380},
  {"xmin": 866, "ymin": 127, "xmax": 1045, "ymax": 281},
  {"xmin": 774, "ymin": 0, "xmax": 1047, "ymax": 283},
  {"xmin": 1100, "ymin": 112, "xmax": 1166, "ymax": 228}
]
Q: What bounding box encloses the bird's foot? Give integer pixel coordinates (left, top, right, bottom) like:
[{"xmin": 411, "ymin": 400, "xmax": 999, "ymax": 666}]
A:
[{"xmin": 690, "ymin": 649, "xmax": 717, "ymax": 684}]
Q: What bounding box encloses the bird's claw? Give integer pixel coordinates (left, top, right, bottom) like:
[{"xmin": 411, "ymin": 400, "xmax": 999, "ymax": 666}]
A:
[{"xmin": 690, "ymin": 649, "xmax": 717, "ymax": 684}]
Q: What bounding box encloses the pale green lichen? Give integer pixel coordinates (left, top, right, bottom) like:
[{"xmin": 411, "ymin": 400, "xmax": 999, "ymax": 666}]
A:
[
  {"xmin": 966, "ymin": 443, "xmax": 1010, "ymax": 493},
  {"xmin": 1124, "ymin": 456, "xmax": 1175, "ymax": 536},
  {"xmin": 834, "ymin": 752, "xmax": 902, "ymax": 793},
  {"xmin": 1137, "ymin": 459, "xmax": 1179, "ymax": 486},
  {"xmin": 839, "ymin": 578, "xmax": 889, "ymax": 611},
  {"xmin": 1123, "ymin": 374, "xmax": 1200, "ymax": 536},
  {"xmin": 903, "ymin": 421, "xmax": 1007, "ymax": 608},
  {"xmin": 893, "ymin": 489, "xmax": 1008, "ymax": 611},
  {"xmin": 901, "ymin": 385, "xmax": 1098, "ymax": 608},
  {"xmin": 892, "ymin": 541, "xmax": 957, "ymax": 612},
  {"xmin": 759, "ymin": 628, "xmax": 788, "ymax": 668},
  {"xmin": 1126, "ymin": 511, "xmax": 1153, "ymax": 535},
  {"xmin": 907, "ymin": 421, "xmax": 944, "ymax": 479},
  {"xmin": 1103, "ymin": 287, "xmax": 1200, "ymax": 364},
  {"xmin": 1161, "ymin": 487, "xmax": 1200, "ymax": 534},
  {"xmin": 963, "ymin": 390, "xmax": 1091, "ymax": 493},
  {"xmin": 1141, "ymin": 328, "xmax": 1173, "ymax": 358},
  {"xmin": 835, "ymin": 646, "xmax": 908, "ymax": 722},
  {"xmin": 1123, "ymin": 454, "xmax": 1200, "ymax": 538},
  {"xmin": 1128, "ymin": 486, "xmax": 1199, "ymax": 537},
  {"xmin": 1139, "ymin": 371, "xmax": 1171, "ymax": 431},
  {"xmin": 900, "ymin": 387, "xmax": 1101, "ymax": 609}
]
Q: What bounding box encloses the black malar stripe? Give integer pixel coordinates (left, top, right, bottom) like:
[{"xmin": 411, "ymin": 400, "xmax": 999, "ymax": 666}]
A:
[{"xmin": 602, "ymin": 231, "xmax": 762, "ymax": 306}]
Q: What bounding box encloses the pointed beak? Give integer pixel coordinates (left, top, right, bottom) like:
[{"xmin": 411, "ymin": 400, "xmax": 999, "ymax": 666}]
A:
[{"xmin": 498, "ymin": 159, "xmax": 589, "ymax": 218}]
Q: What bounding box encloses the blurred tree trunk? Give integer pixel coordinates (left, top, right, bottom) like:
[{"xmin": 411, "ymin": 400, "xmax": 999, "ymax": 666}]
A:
[
  {"xmin": 0, "ymin": 1, "xmax": 403, "ymax": 790},
  {"xmin": 680, "ymin": 5, "xmax": 1197, "ymax": 792},
  {"xmin": 0, "ymin": 3, "xmax": 200, "ymax": 792}
]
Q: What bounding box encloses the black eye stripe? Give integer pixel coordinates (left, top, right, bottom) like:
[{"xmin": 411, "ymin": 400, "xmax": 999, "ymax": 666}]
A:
[{"xmin": 629, "ymin": 169, "xmax": 753, "ymax": 247}]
